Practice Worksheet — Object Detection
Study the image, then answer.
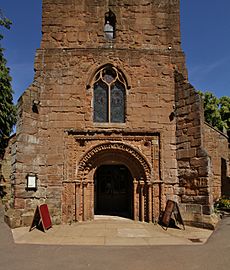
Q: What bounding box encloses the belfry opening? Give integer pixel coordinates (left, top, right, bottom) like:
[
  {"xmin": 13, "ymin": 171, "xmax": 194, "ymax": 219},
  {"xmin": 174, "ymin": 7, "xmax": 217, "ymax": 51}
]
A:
[{"xmin": 94, "ymin": 165, "xmax": 132, "ymax": 218}]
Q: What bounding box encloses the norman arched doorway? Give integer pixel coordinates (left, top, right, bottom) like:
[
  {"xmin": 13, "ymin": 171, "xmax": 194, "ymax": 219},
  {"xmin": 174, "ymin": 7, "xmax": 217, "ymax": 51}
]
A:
[
  {"xmin": 94, "ymin": 164, "xmax": 133, "ymax": 218},
  {"xmin": 61, "ymin": 142, "xmax": 157, "ymax": 224}
]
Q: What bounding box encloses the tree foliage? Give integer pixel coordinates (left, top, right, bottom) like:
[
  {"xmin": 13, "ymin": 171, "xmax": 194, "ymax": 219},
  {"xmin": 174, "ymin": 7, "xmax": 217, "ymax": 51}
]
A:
[
  {"xmin": 0, "ymin": 10, "xmax": 11, "ymax": 39},
  {"xmin": 219, "ymin": 96, "xmax": 230, "ymax": 135},
  {"xmin": 0, "ymin": 10, "xmax": 16, "ymax": 158},
  {"xmin": 198, "ymin": 91, "xmax": 230, "ymax": 138}
]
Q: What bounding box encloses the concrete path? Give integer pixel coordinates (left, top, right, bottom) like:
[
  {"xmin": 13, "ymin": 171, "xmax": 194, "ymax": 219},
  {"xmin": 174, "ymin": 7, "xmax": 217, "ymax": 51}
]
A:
[
  {"xmin": 12, "ymin": 215, "xmax": 212, "ymax": 246},
  {"xmin": 1, "ymin": 205, "xmax": 230, "ymax": 270}
]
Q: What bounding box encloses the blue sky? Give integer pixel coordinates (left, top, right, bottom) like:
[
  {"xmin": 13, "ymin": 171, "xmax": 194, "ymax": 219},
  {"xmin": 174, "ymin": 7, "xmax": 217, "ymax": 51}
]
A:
[{"xmin": 0, "ymin": 0, "xmax": 229, "ymax": 103}]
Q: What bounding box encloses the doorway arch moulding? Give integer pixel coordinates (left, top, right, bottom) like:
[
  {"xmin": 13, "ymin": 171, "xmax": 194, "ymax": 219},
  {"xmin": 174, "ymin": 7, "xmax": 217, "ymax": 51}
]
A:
[
  {"xmin": 69, "ymin": 142, "xmax": 158, "ymax": 223},
  {"xmin": 76, "ymin": 142, "xmax": 152, "ymax": 183}
]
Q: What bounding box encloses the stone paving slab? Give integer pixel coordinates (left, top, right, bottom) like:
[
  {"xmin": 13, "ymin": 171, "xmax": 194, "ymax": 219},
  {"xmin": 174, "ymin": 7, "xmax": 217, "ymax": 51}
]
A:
[{"xmin": 11, "ymin": 216, "xmax": 213, "ymax": 246}]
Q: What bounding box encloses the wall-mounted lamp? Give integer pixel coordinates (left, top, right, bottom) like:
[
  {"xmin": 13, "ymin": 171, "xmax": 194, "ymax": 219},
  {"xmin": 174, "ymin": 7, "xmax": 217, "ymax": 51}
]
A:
[
  {"xmin": 32, "ymin": 100, "xmax": 40, "ymax": 114},
  {"xmin": 169, "ymin": 104, "xmax": 176, "ymax": 121},
  {"xmin": 26, "ymin": 173, "xmax": 37, "ymax": 191}
]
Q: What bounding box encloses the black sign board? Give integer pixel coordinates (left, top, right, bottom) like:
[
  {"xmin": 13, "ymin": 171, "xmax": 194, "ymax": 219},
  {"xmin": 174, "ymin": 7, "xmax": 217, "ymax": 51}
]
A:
[
  {"xmin": 173, "ymin": 202, "xmax": 184, "ymax": 229},
  {"xmin": 160, "ymin": 200, "xmax": 185, "ymax": 230}
]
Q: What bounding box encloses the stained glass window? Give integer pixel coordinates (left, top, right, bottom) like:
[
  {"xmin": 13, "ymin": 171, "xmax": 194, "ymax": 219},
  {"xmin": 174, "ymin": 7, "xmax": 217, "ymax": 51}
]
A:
[
  {"xmin": 93, "ymin": 81, "xmax": 108, "ymax": 123},
  {"xmin": 93, "ymin": 66, "xmax": 126, "ymax": 123},
  {"xmin": 111, "ymin": 82, "xmax": 125, "ymax": 123}
]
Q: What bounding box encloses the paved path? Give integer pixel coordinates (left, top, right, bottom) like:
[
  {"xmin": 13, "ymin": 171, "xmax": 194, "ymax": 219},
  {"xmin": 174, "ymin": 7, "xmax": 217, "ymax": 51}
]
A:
[
  {"xmin": 12, "ymin": 215, "xmax": 212, "ymax": 246},
  {"xmin": 1, "ymin": 206, "xmax": 230, "ymax": 270}
]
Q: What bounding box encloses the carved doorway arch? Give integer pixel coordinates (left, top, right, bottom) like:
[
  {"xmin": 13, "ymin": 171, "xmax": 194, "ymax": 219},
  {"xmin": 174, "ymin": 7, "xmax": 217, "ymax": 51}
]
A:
[
  {"xmin": 67, "ymin": 142, "xmax": 154, "ymax": 223},
  {"xmin": 77, "ymin": 142, "xmax": 151, "ymax": 182}
]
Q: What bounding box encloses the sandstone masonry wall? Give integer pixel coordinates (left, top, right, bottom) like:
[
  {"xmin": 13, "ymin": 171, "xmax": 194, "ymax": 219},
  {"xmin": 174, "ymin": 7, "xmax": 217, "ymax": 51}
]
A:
[
  {"xmin": 41, "ymin": 0, "xmax": 182, "ymax": 52},
  {"xmin": 175, "ymin": 71, "xmax": 215, "ymax": 228},
  {"xmin": 0, "ymin": 136, "xmax": 15, "ymax": 205},
  {"xmin": 8, "ymin": 48, "xmax": 180, "ymax": 227},
  {"xmin": 203, "ymin": 123, "xmax": 229, "ymax": 201},
  {"xmin": 5, "ymin": 0, "xmax": 192, "ymax": 227}
]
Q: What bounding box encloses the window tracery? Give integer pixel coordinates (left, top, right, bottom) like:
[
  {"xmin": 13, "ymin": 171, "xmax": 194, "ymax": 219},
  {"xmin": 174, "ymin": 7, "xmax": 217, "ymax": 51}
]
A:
[{"xmin": 93, "ymin": 65, "xmax": 126, "ymax": 123}]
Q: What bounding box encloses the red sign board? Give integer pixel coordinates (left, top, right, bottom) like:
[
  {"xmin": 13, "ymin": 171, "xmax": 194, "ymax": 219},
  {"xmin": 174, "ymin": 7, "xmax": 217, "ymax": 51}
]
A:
[
  {"xmin": 30, "ymin": 204, "xmax": 52, "ymax": 232},
  {"xmin": 39, "ymin": 204, "xmax": 52, "ymax": 230}
]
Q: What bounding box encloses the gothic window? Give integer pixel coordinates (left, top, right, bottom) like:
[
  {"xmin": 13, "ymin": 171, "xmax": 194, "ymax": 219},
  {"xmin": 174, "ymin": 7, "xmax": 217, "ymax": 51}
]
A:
[{"xmin": 93, "ymin": 65, "xmax": 126, "ymax": 123}]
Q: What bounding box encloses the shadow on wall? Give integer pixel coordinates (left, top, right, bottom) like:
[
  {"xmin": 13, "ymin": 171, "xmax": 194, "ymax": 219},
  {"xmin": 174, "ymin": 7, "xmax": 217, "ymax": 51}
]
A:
[
  {"xmin": 0, "ymin": 173, "xmax": 7, "ymax": 198},
  {"xmin": 221, "ymin": 158, "xmax": 230, "ymax": 197}
]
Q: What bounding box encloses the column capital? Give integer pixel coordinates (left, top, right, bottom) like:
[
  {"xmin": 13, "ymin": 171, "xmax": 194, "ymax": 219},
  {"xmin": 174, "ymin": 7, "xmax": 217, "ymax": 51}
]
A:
[
  {"xmin": 133, "ymin": 179, "xmax": 138, "ymax": 184},
  {"xmin": 139, "ymin": 180, "xmax": 145, "ymax": 186},
  {"xmin": 75, "ymin": 180, "xmax": 81, "ymax": 186}
]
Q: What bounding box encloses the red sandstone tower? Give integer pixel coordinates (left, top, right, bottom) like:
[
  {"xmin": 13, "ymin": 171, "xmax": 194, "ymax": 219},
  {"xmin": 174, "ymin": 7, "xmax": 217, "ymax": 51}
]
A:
[{"xmin": 4, "ymin": 0, "xmax": 228, "ymax": 229}]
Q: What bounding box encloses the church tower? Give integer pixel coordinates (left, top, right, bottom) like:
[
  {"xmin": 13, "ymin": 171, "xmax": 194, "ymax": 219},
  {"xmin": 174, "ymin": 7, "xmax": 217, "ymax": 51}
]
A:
[{"xmin": 5, "ymin": 0, "xmax": 224, "ymax": 229}]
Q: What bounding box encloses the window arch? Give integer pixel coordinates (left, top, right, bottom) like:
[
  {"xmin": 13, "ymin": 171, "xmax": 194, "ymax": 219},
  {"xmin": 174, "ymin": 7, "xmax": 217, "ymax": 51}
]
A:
[{"xmin": 93, "ymin": 65, "xmax": 126, "ymax": 123}]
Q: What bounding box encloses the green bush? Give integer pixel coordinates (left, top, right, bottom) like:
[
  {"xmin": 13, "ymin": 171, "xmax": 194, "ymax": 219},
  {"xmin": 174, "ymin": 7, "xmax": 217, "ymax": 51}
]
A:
[{"xmin": 215, "ymin": 197, "xmax": 230, "ymax": 209}]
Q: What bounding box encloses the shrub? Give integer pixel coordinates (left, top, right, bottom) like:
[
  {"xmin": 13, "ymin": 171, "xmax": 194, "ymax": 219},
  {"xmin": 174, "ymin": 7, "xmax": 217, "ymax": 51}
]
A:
[{"xmin": 214, "ymin": 197, "xmax": 230, "ymax": 209}]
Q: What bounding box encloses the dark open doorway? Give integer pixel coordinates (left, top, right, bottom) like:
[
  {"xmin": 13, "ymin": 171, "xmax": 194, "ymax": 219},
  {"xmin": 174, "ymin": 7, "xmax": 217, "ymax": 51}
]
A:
[{"xmin": 94, "ymin": 165, "xmax": 132, "ymax": 218}]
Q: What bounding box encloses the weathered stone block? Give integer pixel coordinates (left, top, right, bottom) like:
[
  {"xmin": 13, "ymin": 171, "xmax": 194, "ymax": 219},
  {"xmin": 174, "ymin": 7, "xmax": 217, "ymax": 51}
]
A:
[
  {"xmin": 185, "ymin": 204, "xmax": 202, "ymax": 214},
  {"xmin": 21, "ymin": 213, "xmax": 34, "ymax": 227},
  {"xmin": 4, "ymin": 209, "xmax": 22, "ymax": 228}
]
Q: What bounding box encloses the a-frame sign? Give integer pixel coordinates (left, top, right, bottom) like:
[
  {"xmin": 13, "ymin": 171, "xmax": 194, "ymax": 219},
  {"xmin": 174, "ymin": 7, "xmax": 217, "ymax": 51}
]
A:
[
  {"xmin": 160, "ymin": 200, "xmax": 185, "ymax": 230},
  {"xmin": 29, "ymin": 204, "xmax": 52, "ymax": 232}
]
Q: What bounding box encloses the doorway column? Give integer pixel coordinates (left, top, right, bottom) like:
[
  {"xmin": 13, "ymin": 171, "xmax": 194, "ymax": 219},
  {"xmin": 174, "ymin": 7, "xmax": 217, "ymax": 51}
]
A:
[
  {"xmin": 139, "ymin": 180, "xmax": 145, "ymax": 222},
  {"xmin": 75, "ymin": 181, "xmax": 81, "ymax": 222},
  {"xmin": 82, "ymin": 180, "xmax": 88, "ymax": 221},
  {"xmin": 147, "ymin": 181, "xmax": 152, "ymax": 222},
  {"xmin": 133, "ymin": 179, "xmax": 138, "ymax": 221}
]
